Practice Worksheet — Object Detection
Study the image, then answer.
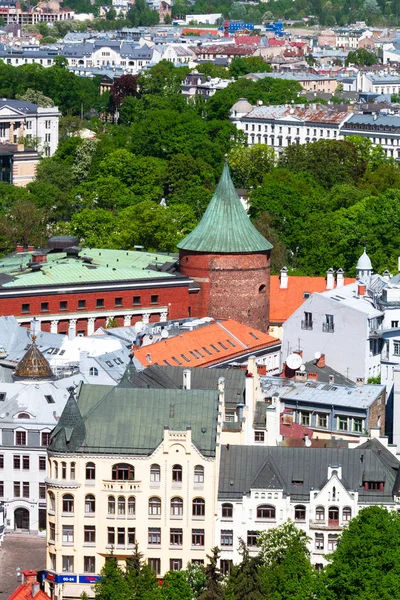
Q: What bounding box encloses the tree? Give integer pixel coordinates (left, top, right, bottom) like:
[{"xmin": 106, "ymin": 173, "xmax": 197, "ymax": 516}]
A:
[
  {"xmin": 110, "ymin": 74, "xmax": 138, "ymax": 109},
  {"xmin": 16, "ymin": 88, "xmax": 54, "ymax": 107},
  {"xmin": 278, "ymin": 139, "xmax": 366, "ymax": 189},
  {"xmin": 320, "ymin": 506, "xmax": 400, "ymax": 600},
  {"xmin": 161, "ymin": 571, "xmax": 192, "ymax": 600},
  {"xmin": 186, "ymin": 562, "xmax": 206, "ymax": 598},
  {"xmin": 53, "ymin": 55, "xmax": 68, "ymax": 69},
  {"xmin": 94, "ymin": 554, "xmax": 129, "ymax": 600},
  {"xmin": 228, "ymin": 144, "xmax": 275, "ymax": 188},
  {"xmin": 198, "ymin": 547, "xmax": 225, "ymax": 600},
  {"xmin": 106, "ymin": 6, "xmax": 117, "ymax": 19},
  {"xmin": 228, "ymin": 57, "xmax": 272, "ymax": 78},
  {"xmin": 0, "ymin": 197, "xmax": 47, "ymax": 251},
  {"xmin": 127, "ymin": 0, "xmax": 159, "ymax": 26},
  {"xmin": 258, "ymin": 521, "xmax": 315, "ymax": 600},
  {"xmin": 225, "ymin": 539, "xmax": 263, "ymax": 600},
  {"xmin": 72, "ymin": 138, "xmax": 99, "ymax": 184},
  {"xmin": 345, "ymin": 48, "xmax": 378, "ymax": 66}
]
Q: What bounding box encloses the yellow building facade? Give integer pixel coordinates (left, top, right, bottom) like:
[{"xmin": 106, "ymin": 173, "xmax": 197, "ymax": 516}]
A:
[{"xmin": 44, "ymin": 373, "xmax": 222, "ymax": 600}]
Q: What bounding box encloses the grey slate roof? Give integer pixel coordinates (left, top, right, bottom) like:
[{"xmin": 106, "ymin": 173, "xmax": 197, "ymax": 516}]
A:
[
  {"xmin": 126, "ymin": 364, "xmax": 246, "ymax": 407},
  {"xmin": 219, "ymin": 444, "xmax": 398, "ymax": 503},
  {"xmin": 49, "ymin": 367, "xmax": 219, "ymax": 457},
  {"xmin": 303, "ymin": 360, "xmax": 355, "ymax": 385}
]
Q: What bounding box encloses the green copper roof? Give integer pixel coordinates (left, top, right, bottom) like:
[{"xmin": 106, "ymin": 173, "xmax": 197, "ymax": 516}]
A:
[
  {"xmin": 48, "ymin": 378, "xmax": 219, "ymax": 457},
  {"xmin": 177, "ymin": 162, "xmax": 273, "ymax": 254}
]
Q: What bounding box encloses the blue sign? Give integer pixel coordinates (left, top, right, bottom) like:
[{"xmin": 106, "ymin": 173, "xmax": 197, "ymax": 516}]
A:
[
  {"xmin": 44, "ymin": 572, "xmax": 77, "ymax": 584},
  {"xmin": 79, "ymin": 576, "xmax": 102, "ymax": 584}
]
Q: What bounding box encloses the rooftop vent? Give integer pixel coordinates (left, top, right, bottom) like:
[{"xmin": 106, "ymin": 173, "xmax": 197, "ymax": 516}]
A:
[{"xmin": 47, "ymin": 236, "xmax": 79, "ymax": 252}]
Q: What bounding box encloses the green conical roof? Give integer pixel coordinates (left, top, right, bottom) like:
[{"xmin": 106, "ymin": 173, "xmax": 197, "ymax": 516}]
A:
[{"xmin": 177, "ymin": 162, "xmax": 273, "ymax": 254}]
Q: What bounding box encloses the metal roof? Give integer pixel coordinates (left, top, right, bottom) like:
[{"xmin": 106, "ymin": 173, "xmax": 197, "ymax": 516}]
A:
[
  {"xmin": 50, "ymin": 370, "xmax": 219, "ymax": 457},
  {"xmin": 219, "ymin": 444, "xmax": 398, "ymax": 503},
  {"xmin": 177, "ymin": 162, "xmax": 272, "ymax": 254},
  {"xmin": 261, "ymin": 376, "xmax": 384, "ymax": 409}
]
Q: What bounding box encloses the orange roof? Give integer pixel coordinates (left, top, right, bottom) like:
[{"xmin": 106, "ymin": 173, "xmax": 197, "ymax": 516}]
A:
[
  {"xmin": 134, "ymin": 319, "xmax": 280, "ymax": 368},
  {"xmin": 270, "ymin": 275, "xmax": 355, "ymax": 324},
  {"xmin": 8, "ymin": 584, "xmax": 50, "ymax": 600}
]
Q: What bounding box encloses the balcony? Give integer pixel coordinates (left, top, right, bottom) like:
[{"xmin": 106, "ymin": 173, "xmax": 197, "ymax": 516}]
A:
[
  {"xmin": 102, "ymin": 480, "xmax": 142, "ymax": 493},
  {"xmin": 309, "ymin": 519, "xmax": 343, "ymax": 531},
  {"xmin": 301, "ymin": 320, "xmax": 313, "ymax": 331},
  {"xmin": 322, "ymin": 323, "xmax": 334, "ymax": 333}
]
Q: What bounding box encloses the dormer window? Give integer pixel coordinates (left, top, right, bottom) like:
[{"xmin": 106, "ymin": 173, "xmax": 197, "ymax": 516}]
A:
[
  {"xmin": 18, "ymin": 413, "xmax": 30, "ymax": 419},
  {"xmin": 364, "ymin": 481, "xmax": 384, "ymax": 491}
]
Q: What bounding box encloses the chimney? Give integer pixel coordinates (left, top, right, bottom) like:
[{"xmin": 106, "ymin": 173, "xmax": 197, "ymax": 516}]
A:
[
  {"xmin": 356, "ymin": 377, "xmax": 365, "ymax": 387},
  {"xmin": 31, "ymin": 251, "xmax": 47, "ymax": 264},
  {"xmin": 21, "ymin": 571, "xmax": 38, "ymax": 586},
  {"xmin": 294, "ymin": 349, "xmax": 303, "ymax": 359},
  {"xmin": 27, "ymin": 244, "xmax": 34, "ymax": 252},
  {"xmin": 316, "ymin": 353, "xmax": 325, "ymax": 368},
  {"xmin": 280, "ymin": 266, "xmax": 288, "ymax": 289},
  {"xmin": 336, "ymin": 267, "xmax": 344, "ymax": 288},
  {"xmin": 326, "ymin": 267, "xmax": 335, "ymax": 290},
  {"xmin": 16, "ymin": 243, "xmax": 24, "ymax": 253},
  {"xmin": 307, "ymin": 371, "xmax": 318, "ymax": 381},
  {"xmin": 68, "ymin": 322, "xmax": 76, "ymax": 341},
  {"xmin": 183, "ymin": 368, "xmax": 191, "ymax": 390},
  {"xmin": 358, "ymin": 282, "xmax": 366, "ymax": 297}
]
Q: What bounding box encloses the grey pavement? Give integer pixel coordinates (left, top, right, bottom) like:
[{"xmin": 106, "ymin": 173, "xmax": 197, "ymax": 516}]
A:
[{"xmin": 0, "ymin": 533, "xmax": 46, "ymax": 600}]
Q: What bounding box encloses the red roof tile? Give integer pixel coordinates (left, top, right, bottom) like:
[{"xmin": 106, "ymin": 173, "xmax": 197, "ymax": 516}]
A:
[
  {"xmin": 133, "ymin": 319, "xmax": 280, "ymax": 368},
  {"xmin": 234, "ymin": 35, "xmax": 261, "ymax": 46},
  {"xmin": 8, "ymin": 583, "xmax": 50, "ymax": 600},
  {"xmin": 270, "ymin": 275, "xmax": 355, "ymax": 324},
  {"xmin": 267, "ymin": 38, "xmax": 285, "ymax": 46}
]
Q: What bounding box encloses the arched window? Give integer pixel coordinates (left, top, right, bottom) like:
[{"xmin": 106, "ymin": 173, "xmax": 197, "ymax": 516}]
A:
[
  {"xmin": 194, "ymin": 465, "xmax": 204, "ymax": 485},
  {"xmin": 150, "ymin": 464, "xmax": 160, "ymax": 483},
  {"xmin": 149, "ymin": 497, "xmax": 161, "ymax": 516},
  {"xmin": 89, "ymin": 367, "xmax": 98, "ymax": 377},
  {"xmin": 192, "ymin": 497, "xmax": 205, "ymax": 517},
  {"xmin": 61, "ymin": 462, "xmax": 67, "ymax": 480},
  {"xmin": 328, "ymin": 506, "xmax": 339, "ymax": 526},
  {"xmin": 54, "ymin": 461, "xmax": 58, "ymax": 479},
  {"xmin": 172, "ymin": 464, "xmax": 182, "ymax": 483},
  {"xmin": 108, "ymin": 496, "xmax": 115, "ymax": 515},
  {"xmin": 128, "ymin": 497, "xmax": 135, "ymax": 516},
  {"xmin": 343, "ymin": 507, "xmax": 352, "ymax": 521},
  {"xmin": 70, "ymin": 462, "xmax": 75, "ymax": 480},
  {"xmin": 86, "ymin": 462, "xmax": 96, "ymax": 481},
  {"xmin": 112, "ymin": 463, "xmax": 135, "ymax": 481},
  {"xmin": 48, "ymin": 491, "xmax": 55, "ymax": 512},
  {"xmin": 118, "ymin": 496, "xmax": 125, "ymax": 516},
  {"xmin": 222, "ymin": 503, "xmax": 233, "ymax": 518},
  {"xmin": 171, "ymin": 497, "xmax": 183, "ymax": 516},
  {"xmin": 294, "ymin": 505, "xmax": 306, "ymax": 521},
  {"xmin": 18, "ymin": 413, "xmax": 30, "ymax": 419},
  {"xmin": 316, "ymin": 506, "xmax": 325, "ymax": 521},
  {"xmin": 85, "ymin": 494, "xmax": 95, "ymax": 514},
  {"xmin": 62, "ymin": 494, "xmax": 74, "ymax": 513},
  {"xmin": 256, "ymin": 505, "xmax": 275, "ymax": 520},
  {"xmin": 259, "ymin": 284, "xmax": 266, "ymax": 294}
]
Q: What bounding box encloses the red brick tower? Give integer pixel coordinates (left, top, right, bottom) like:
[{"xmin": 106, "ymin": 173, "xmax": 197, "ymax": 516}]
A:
[{"xmin": 178, "ymin": 162, "xmax": 273, "ymax": 332}]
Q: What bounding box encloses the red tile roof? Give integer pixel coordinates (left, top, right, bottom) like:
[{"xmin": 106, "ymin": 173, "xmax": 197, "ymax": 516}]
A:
[
  {"xmin": 234, "ymin": 35, "xmax": 261, "ymax": 46},
  {"xmin": 8, "ymin": 576, "xmax": 50, "ymax": 600},
  {"xmin": 270, "ymin": 275, "xmax": 355, "ymax": 324},
  {"xmin": 133, "ymin": 319, "xmax": 280, "ymax": 368},
  {"xmin": 267, "ymin": 38, "xmax": 285, "ymax": 46}
]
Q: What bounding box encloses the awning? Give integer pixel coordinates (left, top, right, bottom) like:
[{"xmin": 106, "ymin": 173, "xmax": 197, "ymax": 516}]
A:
[{"xmin": 63, "ymin": 584, "xmax": 95, "ymax": 598}]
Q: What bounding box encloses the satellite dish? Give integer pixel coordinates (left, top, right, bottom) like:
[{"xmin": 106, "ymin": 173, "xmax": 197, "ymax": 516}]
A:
[
  {"xmin": 161, "ymin": 329, "xmax": 169, "ymax": 339},
  {"xmin": 314, "ymin": 351, "xmax": 321, "ymax": 360},
  {"xmin": 286, "ymin": 353, "xmax": 302, "ymax": 370},
  {"xmin": 134, "ymin": 321, "xmax": 144, "ymax": 333},
  {"xmin": 300, "ymin": 364, "xmax": 306, "ymax": 372}
]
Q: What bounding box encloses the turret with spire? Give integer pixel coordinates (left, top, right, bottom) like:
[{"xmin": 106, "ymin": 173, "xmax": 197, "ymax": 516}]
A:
[{"xmin": 178, "ymin": 161, "xmax": 273, "ymax": 332}]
